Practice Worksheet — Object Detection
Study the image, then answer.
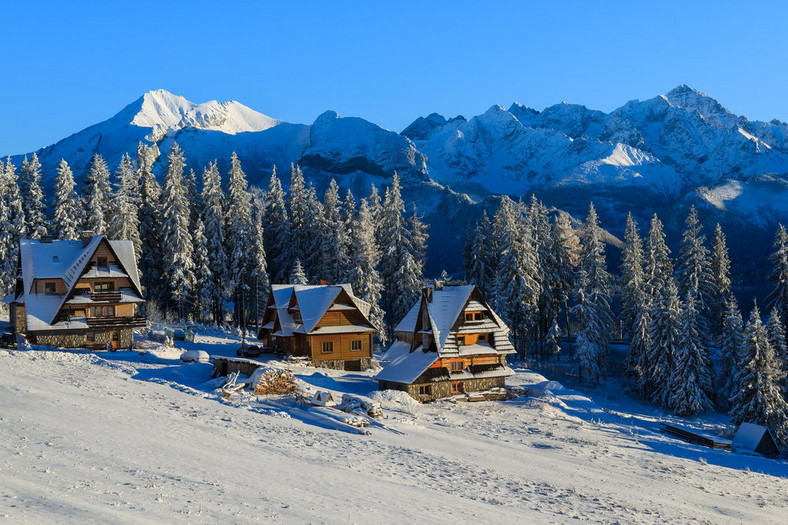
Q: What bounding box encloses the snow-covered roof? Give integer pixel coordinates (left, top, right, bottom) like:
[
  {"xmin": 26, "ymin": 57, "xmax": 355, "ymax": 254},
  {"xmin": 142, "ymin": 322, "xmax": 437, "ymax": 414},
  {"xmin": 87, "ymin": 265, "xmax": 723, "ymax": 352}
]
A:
[
  {"xmin": 374, "ymin": 342, "xmax": 439, "ymax": 384},
  {"xmin": 307, "ymin": 325, "xmax": 375, "ymax": 335},
  {"xmin": 17, "ymin": 236, "xmax": 142, "ymax": 330},
  {"xmin": 395, "ymin": 301, "xmax": 421, "ymax": 334},
  {"xmin": 266, "ymin": 283, "xmax": 372, "ymax": 336},
  {"xmin": 733, "ymin": 422, "xmax": 781, "ymax": 455},
  {"xmin": 457, "ymin": 342, "xmax": 500, "ymax": 356},
  {"xmin": 426, "ymin": 285, "xmax": 475, "ymax": 353}
]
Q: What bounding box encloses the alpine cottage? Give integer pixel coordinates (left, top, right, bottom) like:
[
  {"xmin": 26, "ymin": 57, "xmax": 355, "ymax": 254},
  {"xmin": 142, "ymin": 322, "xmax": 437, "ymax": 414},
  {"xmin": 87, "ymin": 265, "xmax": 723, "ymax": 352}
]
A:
[
  {"xmin": 257, "ymin": 284, "xmax": 375, "ymax": 371},
  {"xmin": 6, "ymin": 233, "xmax": 146, "ymax": 350},
  {"xmin": 375, "ymin": 283, "xmax": 515, "ymax": 402}
]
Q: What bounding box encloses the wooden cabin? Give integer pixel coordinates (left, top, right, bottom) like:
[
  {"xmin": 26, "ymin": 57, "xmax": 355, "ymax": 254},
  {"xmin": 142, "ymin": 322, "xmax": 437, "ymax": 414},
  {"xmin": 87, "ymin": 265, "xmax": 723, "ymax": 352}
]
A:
[
  {"xmin": 257, "ymin": 284, "xmax": 375, "ymax": 371},
  {"xmin": 375, "ymin": 283, "xmax": 515, "ymax": 402},
  {"xmin": 5, "ymin": 232, "xmax": 145, "ymax": 350}
]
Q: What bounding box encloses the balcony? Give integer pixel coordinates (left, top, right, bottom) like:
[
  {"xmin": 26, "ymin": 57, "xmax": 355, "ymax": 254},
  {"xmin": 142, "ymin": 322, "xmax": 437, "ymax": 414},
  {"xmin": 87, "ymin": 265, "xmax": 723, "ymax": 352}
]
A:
[
  {"xmin": 86, "ymin": 315, "xmax": 147, "ymax": 328},
  {"xmin": 90, "ymin": 291, "xmax": 122, "ymax": 302}
]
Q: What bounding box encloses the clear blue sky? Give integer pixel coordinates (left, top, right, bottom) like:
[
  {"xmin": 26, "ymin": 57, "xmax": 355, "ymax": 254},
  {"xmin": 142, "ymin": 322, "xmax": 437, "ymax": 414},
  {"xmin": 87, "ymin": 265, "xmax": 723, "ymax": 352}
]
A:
[{"xmin": 2, "ymin": 0, "xmax": 787, "ymax": 156}]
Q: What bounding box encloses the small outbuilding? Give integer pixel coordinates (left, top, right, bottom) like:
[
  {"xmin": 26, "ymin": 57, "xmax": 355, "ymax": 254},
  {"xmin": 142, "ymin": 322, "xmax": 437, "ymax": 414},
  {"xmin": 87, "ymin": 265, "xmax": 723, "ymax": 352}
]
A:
[
  {"xmin": 732, "ymin": 422, "xmax": 781, "ymax": 457},
  {"xmin": 311, "ymin": 391, "xmax": 335, "ymax": 407}
]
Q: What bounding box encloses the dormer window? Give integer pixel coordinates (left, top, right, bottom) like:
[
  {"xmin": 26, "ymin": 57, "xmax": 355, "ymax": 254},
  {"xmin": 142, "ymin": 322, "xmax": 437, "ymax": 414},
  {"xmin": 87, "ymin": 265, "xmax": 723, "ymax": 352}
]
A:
[
  {"xmin": 97, "ymin": 257, "xmax": 108, "ymax": 270},
  {"xmin": 44, "ymin": 282, "xmax": 57, "ymax": 294},
  {"xmin": 464, "ymin": 311, "xmax": 483, "ymax": 322}
]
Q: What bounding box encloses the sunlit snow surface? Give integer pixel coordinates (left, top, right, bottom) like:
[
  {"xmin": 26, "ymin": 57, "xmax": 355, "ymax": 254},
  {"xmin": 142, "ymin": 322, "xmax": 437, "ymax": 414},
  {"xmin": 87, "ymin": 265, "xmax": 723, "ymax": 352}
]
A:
[{"xmin": 1, "ymin": 326, "xmax": 786, "ymax": 523}]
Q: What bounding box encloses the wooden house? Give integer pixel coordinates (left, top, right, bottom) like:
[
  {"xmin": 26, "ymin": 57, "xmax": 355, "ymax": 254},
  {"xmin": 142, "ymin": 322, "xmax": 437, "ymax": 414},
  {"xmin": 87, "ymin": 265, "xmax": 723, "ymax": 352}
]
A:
[
  {"xmin": 5, "ymin": 233, "xmax": 146, "ymax": 350},
  {"xmin": 257, "ymin": 284, "xmax": 375, "ymax": 371},
  {"xmin": 375, "ymin": 283, "xmax": 515, "ymax": 402}
]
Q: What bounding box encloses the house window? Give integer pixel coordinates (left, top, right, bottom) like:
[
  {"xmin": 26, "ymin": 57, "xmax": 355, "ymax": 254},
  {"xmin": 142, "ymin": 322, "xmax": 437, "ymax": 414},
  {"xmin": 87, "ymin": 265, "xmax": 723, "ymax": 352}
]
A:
[
  {"xmin": 86, "ymin": 332, "xmax": 96, "ymax": 343},
  {"xmin": 97, "ymin": 257, "xmax": 108, "ymax": 270},
  {"xmin": 478, "ymin": 334, "xmax": 486, "ymax": 343},
  {"xmin": 475, "ymin": 312, "xmax": 483, "ymax": 321},
  {"xmin": 457, "ymin": 336, "xmax": 465, "ymax": 346},
  {"xmin": 321, "ymin": 341, "xmax": 334, "ymax": 354},
  {"xmin": 95, "ymin": 282, "xmax": 114, "ymax": 292},
  {"xmin": 451, "ymin": 382, "xmax": 463, "ymax": 394},
  {"xmin": 73, "ymin": 309, "xmax": 86, "ymax": 318},
  {"xmin": 418, "ymin": 385, "xmax": 432, "ymax": 395},
  {"xmin": 292, "ymin": 312, "xmax": 303, "ymax": 324},
  {"xmin": 450, "ymin": 361, "xmax": 464, "ymax": 372},
  {"xmin": 91, "ymin": 305, "xmax": 115, "ymax": 317},
  {"xmin": 465, "ymin": 312, "xmax": 474, "ymax": 322},
  {"xmin": 350, "ymin": 340, "xmax": 362, "ymax": 351},
  {"xmin": 44, "ymin": 282, "xmax": 57, "ymax": 294}
]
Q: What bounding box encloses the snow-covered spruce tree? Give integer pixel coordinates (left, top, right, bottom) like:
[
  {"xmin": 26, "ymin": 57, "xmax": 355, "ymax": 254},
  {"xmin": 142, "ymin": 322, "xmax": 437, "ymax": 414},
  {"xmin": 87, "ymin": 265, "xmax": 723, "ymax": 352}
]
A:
[
  {"xmin": 575, "ymin": 202, "xmax": 613, "ymax": 376},
  {"xmin": 287, "ymin": 164, "xmax": 309, "ymax": 264},
  {"xmin": 191, "ymin": 212, "xmax": 213, "ymax": 323},
  {"xmin": 18, "ymin": 153, "xmax": 47, "ymax": 238},
  {"xmin": 709, "ymin": 224, "xmax": 732, "ymax": 335},
  {"xmin": 159, "ymin": 143, "xmax": 195, "ymax": 321},
  {"xmin": 630, "ymin": 293, "xmax": 653, "ymax": 396},
  {"xmin": 767, "ymin": 224, "xmax": 788, "ymax": 332},
  {"xmin": 716, "ymin": 296, "xmax": 743, "ymax": 408},
  {"xmin": 367, "ymin": 183, "xmax": 383, "ymax": 245},
  {"xmin": 620, "ymin": 213, "xmax": 650, "ymax": 386},
  {"xmin": 545, "ymin": 316, "xmax": 562, "ymax": 361},
  {"xmin": 107, "ymin": 153, "xmax": 141, "ymax": 256},
  {"xmin": 300, "ymin": 183, "xmax": 324, "ymax": 281},
  {"xmin": 409, "ymin": 203, "xmax": 429, "ymax": 274},
  {"xmin": 314, "ymin": 179, "xmax": 350, "ymax": 284},
  {"xmin": 342, "ymin": 189, "xmax": 357, "ymax": 262},
  {"xmin": 647, "ymin": 277, "xmax": 682, "ymax": 408},
  {"xmin": 201, "ymin": 161, "xmax": 228, "ymax": 324},
  {"xmin": 676, "ymin": 206, "xmax": 713, "ymax": 334},
  {"xmin": 528, "ymin": 196, "xmax": 555, "ymax": 358},
  {"xmin": 0, "ymin": 159, "xmax": 26, "ymax": 298},
  {"xmin": 289, "ymin": 259, "xmax": 308, "ymax": 285},
  {"xmin": 644, "ymin": 213, "xmax": 673, "ymax": 299},
  {"xmin": 51, "ymin": 159, "xmax": 83, "ymax": 240},
  {"xmin": 136, "ymin": 143, "xmax": 166, "ymax": 309},
  {"xmin": 83, "ymin": 153, "xmax": 112, "ymax": 234},
  {"xmin": 349, "ymin": 198, "xmax": 386, "ymax": 345},
  {"xmin": 464, "ymin": 211, "xmax": 495, "ymax": 297},
  {"xmin": 766, "ymin": 308, "xmax": 788, "ymax": 399},
  {"xmin": 3, "ymin": 158, "xmax": 27, "ymax": 241},
  {"xmin": 379, "ymin": 173, "xmax": 423, "ymax": 339},
  {"xmin": 670, "ymin": 293, "xmax": 713, "ymax": 416},
  {"xmin": 491, "ymin": 196, "xmax": 540, "ymax": 358},
  {"xmin": 731, "ymin": 304, "xmax": 788, "ymax": 444},
  {"xmin": 247, "ymin": 200, "xmax": 270, "ymax": 330},
  {"xmin": 551, "ymin": 211, "xmax": 580, "ymax": 356},
  {"xmin": 263, "ymin": 167, "xmax": 292, "ymax": 284},
  {"xmin": 574, "ymin": 269, "xmax": 603, "ymax": 385},
  {"xmin": 225, "ymin": 152, "xmax": 254, "ymax": 327}
]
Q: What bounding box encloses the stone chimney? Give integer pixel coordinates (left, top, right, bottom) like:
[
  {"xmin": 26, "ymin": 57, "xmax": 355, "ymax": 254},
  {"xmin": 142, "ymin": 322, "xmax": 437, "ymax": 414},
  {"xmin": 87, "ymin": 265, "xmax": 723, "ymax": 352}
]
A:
[
  {"xmin": 434, "ymin": 280, "xmax": 443, "ymax": 291},
  {"xmin": 80, "ymin": 230, "xmax": 95, "ymax": 247},
  {"xmin": 423, "ymin": 287, "xmax": 433, "ymax": 303}
]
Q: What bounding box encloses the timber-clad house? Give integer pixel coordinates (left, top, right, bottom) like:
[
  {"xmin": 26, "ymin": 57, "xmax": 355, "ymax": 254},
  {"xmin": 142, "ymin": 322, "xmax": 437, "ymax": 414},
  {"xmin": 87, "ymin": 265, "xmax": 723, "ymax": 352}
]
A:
[
  {"xmin": 257, "ymin": 284, "xmax": 376, "ymax": 371},
  {"xmin": 375, "ymin": 283, "xmax": 515, "ymax": 402},
  {"xmin": 6, "ymin": 232, "xmax": 145, "ymax": 350}
]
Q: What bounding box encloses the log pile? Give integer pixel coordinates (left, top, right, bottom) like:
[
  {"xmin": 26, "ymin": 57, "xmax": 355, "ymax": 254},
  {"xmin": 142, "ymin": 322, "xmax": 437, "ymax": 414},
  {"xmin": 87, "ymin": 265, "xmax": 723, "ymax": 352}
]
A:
[
  {"xmin": 337, "ymin": 394, "xmax": 385, "ymax": 418},
  {"xmin": 253, "ymin": 369, "xmax": 297, "ymax": 396}
]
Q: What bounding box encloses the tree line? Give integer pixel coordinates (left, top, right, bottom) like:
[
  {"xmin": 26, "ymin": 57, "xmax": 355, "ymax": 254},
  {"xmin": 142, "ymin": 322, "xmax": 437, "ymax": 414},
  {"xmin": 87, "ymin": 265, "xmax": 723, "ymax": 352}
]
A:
[
  {"xmin": 465, "ymin": 196, "xmax": 788, "ymax": 442},
  {"xmin": 0, "ymin": 145, "xmax": 429, "ymax": 345}
]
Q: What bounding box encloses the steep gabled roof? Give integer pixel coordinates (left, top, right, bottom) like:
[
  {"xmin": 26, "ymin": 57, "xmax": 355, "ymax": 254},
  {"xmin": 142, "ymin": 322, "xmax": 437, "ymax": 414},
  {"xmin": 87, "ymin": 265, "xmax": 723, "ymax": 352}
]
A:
[{"xmin": 268, "ymin": 283, "xmax": 373, "ymax": 336}]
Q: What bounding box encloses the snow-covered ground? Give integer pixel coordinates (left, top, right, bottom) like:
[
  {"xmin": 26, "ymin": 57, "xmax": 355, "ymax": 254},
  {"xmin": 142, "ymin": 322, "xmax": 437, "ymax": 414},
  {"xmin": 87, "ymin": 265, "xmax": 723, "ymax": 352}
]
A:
[{"xmin": 1, "ymin": 329, "xmax": 786, "ymax": 523}]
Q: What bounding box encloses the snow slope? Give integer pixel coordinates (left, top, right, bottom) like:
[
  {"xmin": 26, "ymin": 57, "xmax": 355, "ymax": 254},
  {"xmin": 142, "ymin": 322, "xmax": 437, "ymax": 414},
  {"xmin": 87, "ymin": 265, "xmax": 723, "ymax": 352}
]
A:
[{"xmin": 1, "ymin": 334, "xmax": 786, "ymax": 523}]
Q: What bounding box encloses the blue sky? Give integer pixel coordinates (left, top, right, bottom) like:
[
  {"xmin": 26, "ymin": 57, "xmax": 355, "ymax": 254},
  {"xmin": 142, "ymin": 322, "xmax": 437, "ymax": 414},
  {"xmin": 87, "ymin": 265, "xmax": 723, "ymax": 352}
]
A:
[{"xmin": 2, "ymin": 0, "xmax": 786, "ymax": 156}]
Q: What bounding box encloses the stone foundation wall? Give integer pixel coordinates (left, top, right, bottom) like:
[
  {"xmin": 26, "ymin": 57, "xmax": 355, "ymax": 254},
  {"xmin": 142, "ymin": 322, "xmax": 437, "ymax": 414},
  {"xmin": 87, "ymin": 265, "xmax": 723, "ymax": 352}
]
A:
[
  {"xmin": 312, "ymin": 358, "xmax": 372, "ymax": 371},
  {"xmin": 382, "ymin": 376, "xmax": 507, "ymax": 403},
  {"xmin": 33, "ymin": 329, "xmax": 134, "ymax": 350}
]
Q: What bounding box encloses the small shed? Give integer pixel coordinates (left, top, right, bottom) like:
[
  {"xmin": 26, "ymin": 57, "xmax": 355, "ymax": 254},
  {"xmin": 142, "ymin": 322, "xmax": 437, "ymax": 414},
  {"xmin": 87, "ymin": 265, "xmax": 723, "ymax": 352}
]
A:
[
  {"xmin": 311, "ymin": 391, "xmax": 335, "ymax": 407},
  {"xmin": 732, "ymin": 422, "xmax": 781, "ymax": 457}
]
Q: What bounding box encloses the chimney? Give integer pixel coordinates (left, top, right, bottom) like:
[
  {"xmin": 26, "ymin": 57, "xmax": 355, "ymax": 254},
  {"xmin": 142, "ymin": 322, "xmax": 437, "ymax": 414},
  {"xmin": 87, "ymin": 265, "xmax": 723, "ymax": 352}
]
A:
[
  {"xmin": 423, "ymin": 287, "xmax": 433, "ymax": 303},
  {"xmin": 319, "ymin": 280, "xmax": 328, "ymax": 286},
  {"xmin": 40, "ymin": 235, "xmax": 52, "ymax": 244},
  {"xmin": 80, "ymin": 230, "xmax": 95, "ymax": 247},
  {"xmin": 434, "ymin": 280, "xmax": 443, "ymax": 291}
]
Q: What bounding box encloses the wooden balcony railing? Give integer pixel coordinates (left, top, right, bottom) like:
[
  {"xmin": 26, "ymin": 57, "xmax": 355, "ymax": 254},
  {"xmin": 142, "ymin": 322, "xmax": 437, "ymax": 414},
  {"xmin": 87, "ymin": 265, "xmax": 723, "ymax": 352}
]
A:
[
  {"xmin": 86, "ymin": 315, "xmax": 147, "ymax": 328},
  {"xmin": 90, "ymin": 291, "xmax": 122, "ymax": 302}
]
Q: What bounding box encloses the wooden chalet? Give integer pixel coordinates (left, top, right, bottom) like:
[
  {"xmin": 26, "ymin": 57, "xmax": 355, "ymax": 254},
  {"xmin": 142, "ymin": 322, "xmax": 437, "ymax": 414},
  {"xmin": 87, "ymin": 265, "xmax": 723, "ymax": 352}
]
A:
[
  {"xmin": 6, "ymin": 232, "xmax": 146, "ymax": 350},
  {"xmin": 257, "ymin": 284, "xmax": 375, "ymax": 371},
  {"xmin": 375, "ymin": 283, "xmax": 515, "ymax": 402}
]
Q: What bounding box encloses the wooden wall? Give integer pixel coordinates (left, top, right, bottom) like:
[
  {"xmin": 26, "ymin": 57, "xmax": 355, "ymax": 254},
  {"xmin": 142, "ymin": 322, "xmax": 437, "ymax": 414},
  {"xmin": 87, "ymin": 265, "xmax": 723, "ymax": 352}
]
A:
[{"xmin": 308, "ymin": 332, "xmax": 372, "ymax": 361}]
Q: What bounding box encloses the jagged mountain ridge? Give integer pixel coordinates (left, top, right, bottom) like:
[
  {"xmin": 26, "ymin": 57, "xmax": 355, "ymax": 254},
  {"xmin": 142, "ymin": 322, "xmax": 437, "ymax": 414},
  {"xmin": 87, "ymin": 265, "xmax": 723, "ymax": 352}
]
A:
[{"xmin": 7, "ymin": 86, "xmax": 788, "ymax": 284}]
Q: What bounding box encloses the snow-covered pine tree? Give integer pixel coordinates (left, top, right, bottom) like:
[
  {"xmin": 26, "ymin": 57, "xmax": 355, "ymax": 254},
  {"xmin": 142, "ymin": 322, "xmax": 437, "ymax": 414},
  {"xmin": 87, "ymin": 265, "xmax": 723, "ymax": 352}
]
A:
[
  {"xmin": 574, "ymin": 268, "xmax": 603, "ymax": 385},
  {"xmin": 647, "ymin": 277, "xmax": 682, "ymax": 407},
  {"xmin": 314, "ymin": 179, "xmax": 350, "ymax": 284},
  {"xmin": 107, "ymin": 153, "xmax": 141, "ymax": 256},
  {"xmin": 676, "ymin": 206, "xmax": 713, "ymax": 333},
  {"xmin": 263, "ymin": 167, "xmax": 292, "ymax": 284},
  {"xmin": 644, "ymin": 213, "xmax": 673, "ymax": 299},
  {"xmin": 248, "ymin": 200, "xmax": 270, "ymax": 330},
  {"xmin": 576, "ymin": 202, "xmax": 613, "ymax": 375},
  {"xmin": 731, "ymin": 304, "xmax": 788, "ymax": 444},
  {"xmin": 709, "ymin": 224, "xmax": 732, "ymax": 335},
  {"xmin": 620, "ymin": 213, "xmax": 649, "ymax": 385},
  {"xmin": 3, "ymin": 158, "xmax": 27, "ymax": 241},
  {"xmin": 630, "ymin": 293, "xmax": 653, "ymax": 396},
  {"xmin": 716, "ymin": 296, "xmax": 743, "ymax": 408},
  {"xmin": 136, "ymin": 143, "xmax": 166, "ymax": 309},
  {"xmin": 367, "ymin": 184, "xmax": 383, "ymax": 245},
  {"xmin": 551, "ymin": 211, "xmax": 580, "ymax": 356},
  {"xmin": 766, "ymin": 308, "xmax": 787, "ymax": 396},
  {"xmin": 409, "ymin": 203, "xmax": 429, "ymax": 274},
  {"xmin": 225, "ymin": 152, "xmax": 254, "ymax": 327},
  {"xmin": 379, "ymin": 173, "xmax": 423, "ymax": 338},
  {"xmin": 191, "ymin": 212, "xmax": 212, "ymax": 323},
  {"xmin": 464, "ymin": 211, "xmax": 494, "ymax": 297},
  {"xmin": 83, "ymin": 153, "xmax": 112, "ymax": 234},
  {"xmin": 159, "ymin": 143, "xmax": 195, "ymax": 320},
  {"xmin": 287, "ymin": 164, "xmax": 309, "ymax": 264},
  {"xmin": 301, "ymin": 183, "xmax": 324, "ymax": 281},
  {"xmin": 670, "ymin": 292, "xmax": 713, "ymax": 416},
  {"xmin": 349, "ymin": 198, "xmax": 386, "ymax": 345},
  {"xmin": 18, "ymin": 153, "xmax": 47, "ymax": 238},
  {"xmin": 545, "ymin": 316, "xmax": 562, "ymax": 361},
  {"xmin": 201, "ymin": 161, "xmax": 228, "ymax": 324},
  {"xmin": 289, "ymin": 259, "xmax": 308, "ymax": 285},
  {"xmin": 528, "ymin": 195, "xmax": 554, "ymax": 358},
  {"xmin": 491, "ymin": 196, "xmax": 540, "ymax": 357},
  {"xmin": 0, "ymin": 159, "xmax": 26, "ymax": 297},
  {"xmin": 342, "ymin": 189, "xmax": 357, "ymax": 262},
  {"xmin": 767, "ymin": 224, "xmax": 788, "ymax": 332},
  {"xmin": 51, "ymin": 159, "xmax": 83, "ymax": 240}
]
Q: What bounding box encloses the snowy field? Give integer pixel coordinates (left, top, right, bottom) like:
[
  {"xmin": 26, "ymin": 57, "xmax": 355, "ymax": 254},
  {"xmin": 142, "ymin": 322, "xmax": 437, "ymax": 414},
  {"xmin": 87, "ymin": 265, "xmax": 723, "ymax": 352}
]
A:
[{"xmin": 1, "ymin": 329, "xmax": 786, "ymax": 523}]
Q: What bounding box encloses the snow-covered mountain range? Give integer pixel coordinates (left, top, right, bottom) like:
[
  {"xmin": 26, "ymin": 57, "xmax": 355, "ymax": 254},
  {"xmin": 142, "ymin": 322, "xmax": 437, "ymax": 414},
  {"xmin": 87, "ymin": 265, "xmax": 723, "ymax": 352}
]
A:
[{"xmin": 8, "ymin": 86, "xmax": 788, "ymax": 283}]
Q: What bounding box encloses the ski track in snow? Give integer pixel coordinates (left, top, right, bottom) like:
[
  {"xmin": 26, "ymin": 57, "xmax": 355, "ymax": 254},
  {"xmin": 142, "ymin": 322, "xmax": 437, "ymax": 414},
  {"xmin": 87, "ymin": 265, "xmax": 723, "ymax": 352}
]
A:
[{"xmin": 1, "ymin": 340, "xmax": 786, "ymax": 524}]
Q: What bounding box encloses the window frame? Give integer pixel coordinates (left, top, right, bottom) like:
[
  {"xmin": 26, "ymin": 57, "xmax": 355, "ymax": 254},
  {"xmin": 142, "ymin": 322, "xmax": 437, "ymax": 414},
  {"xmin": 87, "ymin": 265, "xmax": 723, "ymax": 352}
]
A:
[
  {"xmin": 321, "ymin": 341, "xmax": 334, "ymax": 354},
  {"xmin": 96, "ymin": 257, "xmax": 108, "ymax": 270},
  {"xmin": 44, "ymin": 282, "xmax": 57, "ymax": 294},
  {"xmin": 350, "ymin": 340, "xmax": 363, "ymax": 351},
  {"xmin": 451, "ymin": 382, "xmax": 463, "ymax": 394},
  {"xmin": 418, "ymin": 385, "xmax": 432, "ymax": 395}
]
